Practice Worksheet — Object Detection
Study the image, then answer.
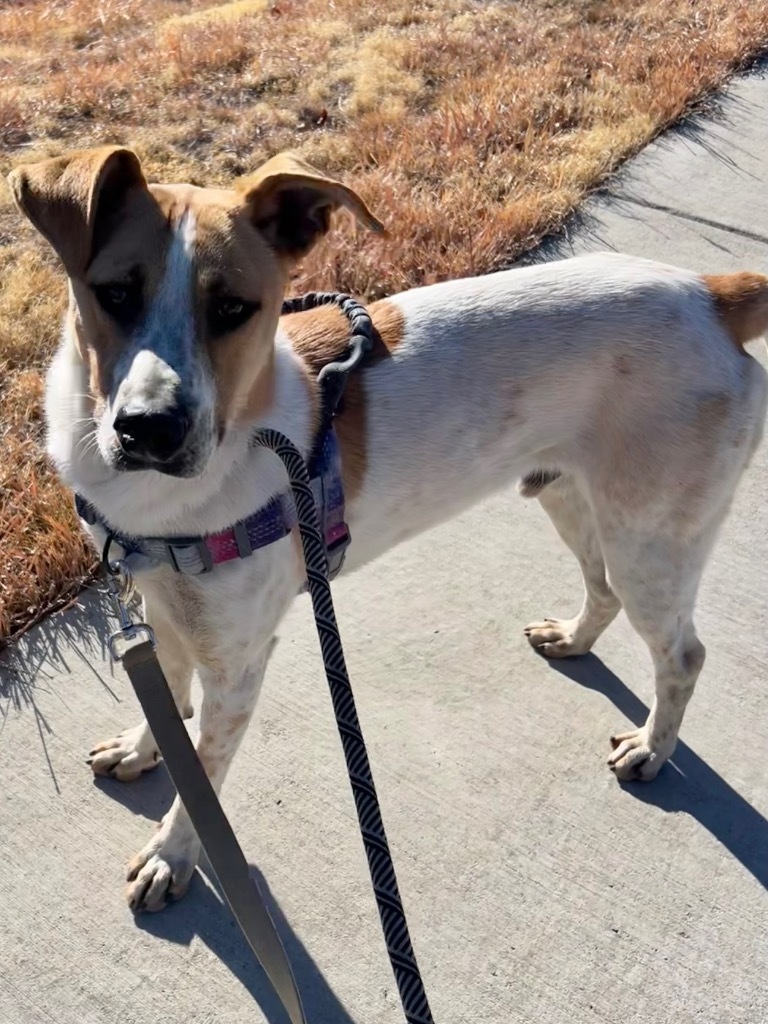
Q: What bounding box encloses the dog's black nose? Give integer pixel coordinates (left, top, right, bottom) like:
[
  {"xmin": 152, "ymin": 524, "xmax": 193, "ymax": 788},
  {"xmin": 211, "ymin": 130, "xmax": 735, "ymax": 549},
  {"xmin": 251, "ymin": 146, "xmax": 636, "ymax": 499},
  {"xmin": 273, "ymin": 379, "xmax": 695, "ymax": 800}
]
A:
[{"xmin": 113, "ymin": 406, "xmax": 191, "ymax": 465}]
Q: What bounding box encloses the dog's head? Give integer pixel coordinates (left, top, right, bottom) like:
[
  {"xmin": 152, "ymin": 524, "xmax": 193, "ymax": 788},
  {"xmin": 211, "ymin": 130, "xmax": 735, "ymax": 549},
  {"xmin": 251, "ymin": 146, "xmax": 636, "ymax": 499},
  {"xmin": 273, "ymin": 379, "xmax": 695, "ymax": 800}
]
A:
[{"xmin": 8, "ymin": 146, "xmax": 384, "ymax": 478}]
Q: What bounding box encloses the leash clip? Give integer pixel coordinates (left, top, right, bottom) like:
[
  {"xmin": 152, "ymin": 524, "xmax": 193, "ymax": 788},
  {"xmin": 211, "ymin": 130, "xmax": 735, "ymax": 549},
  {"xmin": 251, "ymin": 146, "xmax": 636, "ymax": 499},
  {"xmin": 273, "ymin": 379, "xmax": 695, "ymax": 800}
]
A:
[{"xmin": 102, "ymin": 542, "xmax": 156, "ymax": 662}]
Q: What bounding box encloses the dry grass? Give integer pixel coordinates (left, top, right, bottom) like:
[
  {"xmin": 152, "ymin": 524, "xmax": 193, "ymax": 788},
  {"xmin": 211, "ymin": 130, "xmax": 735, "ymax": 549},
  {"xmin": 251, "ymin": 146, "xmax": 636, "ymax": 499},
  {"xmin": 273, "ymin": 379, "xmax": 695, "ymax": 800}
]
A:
[{"xmin": 2, "ymin": 0, "xmax": 768, "ymax": 645}]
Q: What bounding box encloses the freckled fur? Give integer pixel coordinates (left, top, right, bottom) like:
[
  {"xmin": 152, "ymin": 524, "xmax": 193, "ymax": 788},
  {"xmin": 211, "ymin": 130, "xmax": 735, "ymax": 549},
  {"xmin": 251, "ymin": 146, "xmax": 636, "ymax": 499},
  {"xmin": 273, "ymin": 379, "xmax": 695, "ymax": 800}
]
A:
[{"xmin": 10, "ymin": 146, "xmax": 768, "ymax": 912}]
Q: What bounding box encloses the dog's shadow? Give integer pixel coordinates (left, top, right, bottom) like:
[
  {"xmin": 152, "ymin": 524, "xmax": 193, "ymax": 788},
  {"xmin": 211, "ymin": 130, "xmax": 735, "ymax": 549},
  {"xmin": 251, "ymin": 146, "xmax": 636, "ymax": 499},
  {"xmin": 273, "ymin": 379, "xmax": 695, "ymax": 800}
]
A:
[
  {"xmin": 547, "ymin": 653, "xmax": 768, "ymax": 890},
  {"xmin": 135, "ymin": 862, "xmax": 354, "ymax": 1024}
]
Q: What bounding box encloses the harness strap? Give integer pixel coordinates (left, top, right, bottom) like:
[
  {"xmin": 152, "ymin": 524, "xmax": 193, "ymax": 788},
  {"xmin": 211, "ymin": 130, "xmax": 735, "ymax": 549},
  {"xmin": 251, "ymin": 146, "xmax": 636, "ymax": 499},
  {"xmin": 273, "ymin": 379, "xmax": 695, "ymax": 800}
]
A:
[{"xmin": 122, "ymin": 640, "xmax": 306, "ymax": 1024}]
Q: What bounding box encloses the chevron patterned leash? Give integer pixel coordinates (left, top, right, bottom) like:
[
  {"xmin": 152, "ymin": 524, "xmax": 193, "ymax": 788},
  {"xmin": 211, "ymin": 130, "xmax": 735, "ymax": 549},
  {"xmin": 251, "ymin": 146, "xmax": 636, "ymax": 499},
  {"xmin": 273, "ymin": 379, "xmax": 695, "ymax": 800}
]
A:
[{"xmin": 252, "ymin": 427, "xmax": 435, "ymax": 1024}]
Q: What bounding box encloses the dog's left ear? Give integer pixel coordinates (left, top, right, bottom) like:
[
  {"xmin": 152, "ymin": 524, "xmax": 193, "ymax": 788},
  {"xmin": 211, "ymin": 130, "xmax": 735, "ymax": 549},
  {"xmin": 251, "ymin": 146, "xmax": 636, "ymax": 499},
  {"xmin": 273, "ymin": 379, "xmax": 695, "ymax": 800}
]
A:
[{"xmin": 237, "ymin": 151, "xmax": 386, "ymax": 259}]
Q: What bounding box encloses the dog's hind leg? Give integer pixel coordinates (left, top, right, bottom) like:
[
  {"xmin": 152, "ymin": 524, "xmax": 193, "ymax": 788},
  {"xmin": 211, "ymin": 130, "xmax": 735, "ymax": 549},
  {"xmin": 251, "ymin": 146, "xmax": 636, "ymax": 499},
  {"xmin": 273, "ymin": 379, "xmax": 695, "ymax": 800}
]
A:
[
  {"xmin": 523, "ymin": 473, "xmax": 621, "ymax": 657},
  {"xmin": 595, "ymin": 523, "xmax": 712, "ymax": 782},
  {"xmin": 87, "ymin": 606, "xmax": 193, "ymax": 782}
]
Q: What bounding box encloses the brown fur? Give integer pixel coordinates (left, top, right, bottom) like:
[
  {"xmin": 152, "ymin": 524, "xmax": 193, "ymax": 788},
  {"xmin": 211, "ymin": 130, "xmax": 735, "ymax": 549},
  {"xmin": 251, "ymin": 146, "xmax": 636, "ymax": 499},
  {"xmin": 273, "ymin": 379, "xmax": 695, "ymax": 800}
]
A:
[
  {"xmin": 281, "ymin": 299, "xmax": 406, "ymax": 501},
  {"xmin": 703, "ymin": 272, "xmax": 768, "ymax": 350}
]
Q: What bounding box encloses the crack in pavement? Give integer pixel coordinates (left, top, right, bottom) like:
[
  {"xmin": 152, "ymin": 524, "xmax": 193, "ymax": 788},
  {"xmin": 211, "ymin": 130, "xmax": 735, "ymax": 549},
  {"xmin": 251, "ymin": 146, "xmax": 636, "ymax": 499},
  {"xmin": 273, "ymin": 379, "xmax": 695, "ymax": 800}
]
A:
[{"xmin": 613, "ymin": 193, "xmax": 768, "ymax": 247}]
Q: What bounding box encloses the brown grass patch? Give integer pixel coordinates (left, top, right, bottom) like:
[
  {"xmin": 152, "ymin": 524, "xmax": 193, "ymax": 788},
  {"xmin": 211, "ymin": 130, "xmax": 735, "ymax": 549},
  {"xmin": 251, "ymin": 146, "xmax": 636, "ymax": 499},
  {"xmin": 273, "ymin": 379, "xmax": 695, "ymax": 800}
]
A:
[{"xmin": 2, "ymin": 0, "xmax": 768, "ymax": 645}]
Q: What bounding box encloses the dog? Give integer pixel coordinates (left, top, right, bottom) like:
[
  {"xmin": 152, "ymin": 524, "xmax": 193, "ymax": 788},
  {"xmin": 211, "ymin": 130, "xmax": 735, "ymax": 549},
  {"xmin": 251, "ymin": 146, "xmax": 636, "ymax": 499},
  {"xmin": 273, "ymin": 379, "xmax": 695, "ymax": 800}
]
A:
[{"xmin": 9, "ymin": 146, "xmax": 768, "ymax": 912}]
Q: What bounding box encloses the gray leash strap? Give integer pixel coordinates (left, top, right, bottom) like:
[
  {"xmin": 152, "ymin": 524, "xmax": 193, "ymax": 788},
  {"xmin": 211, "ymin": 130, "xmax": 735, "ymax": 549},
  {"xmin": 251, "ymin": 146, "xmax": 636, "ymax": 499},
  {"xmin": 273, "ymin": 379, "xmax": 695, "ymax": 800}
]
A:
[
  {"xmin": 252, "ymin": 427, "xmax": 435, "ymax": 1024},
  {"xmin": 121, "ymin": 641, "xmax": 307, "ymax": 1024}
]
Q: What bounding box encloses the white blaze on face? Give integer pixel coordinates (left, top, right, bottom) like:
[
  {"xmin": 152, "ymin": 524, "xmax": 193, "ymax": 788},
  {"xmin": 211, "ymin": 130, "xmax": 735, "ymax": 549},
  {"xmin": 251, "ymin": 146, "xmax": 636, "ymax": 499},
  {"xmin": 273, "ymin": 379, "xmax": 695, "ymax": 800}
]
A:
[{"xmin": 114, "ymin": 209, "xmax": 199, "ymax": 415}]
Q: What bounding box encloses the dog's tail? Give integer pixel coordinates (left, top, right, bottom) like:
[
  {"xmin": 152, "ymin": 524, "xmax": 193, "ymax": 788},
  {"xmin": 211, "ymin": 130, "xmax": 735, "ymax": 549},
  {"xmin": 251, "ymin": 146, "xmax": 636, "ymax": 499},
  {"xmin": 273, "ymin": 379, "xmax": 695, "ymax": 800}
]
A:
[{"xmin": 703, "ymin": 272, "xmax": 768, "ymax": 351}]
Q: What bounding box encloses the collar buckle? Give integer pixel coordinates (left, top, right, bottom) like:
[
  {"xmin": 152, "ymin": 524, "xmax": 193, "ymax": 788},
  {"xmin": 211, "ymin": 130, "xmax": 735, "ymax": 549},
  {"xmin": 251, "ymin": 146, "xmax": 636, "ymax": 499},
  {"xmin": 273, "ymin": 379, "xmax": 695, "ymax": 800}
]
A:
[{"xmin": 166, "ymin": 539, "xmax": 214, "ymax": 574}]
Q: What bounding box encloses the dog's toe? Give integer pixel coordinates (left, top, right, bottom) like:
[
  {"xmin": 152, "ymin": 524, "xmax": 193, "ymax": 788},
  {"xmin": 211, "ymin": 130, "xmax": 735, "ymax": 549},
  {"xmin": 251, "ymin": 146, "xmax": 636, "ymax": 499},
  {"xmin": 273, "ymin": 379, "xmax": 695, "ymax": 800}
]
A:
[
  {"xmin": 524, "ymin": 617, "xmax": 591, "ymax": 657},
  {"xmin": 88, "ymin": 723, "xmax": 160, "ymax": 782},
  {"xmin": 126, "ymin": 844, "xmax": 196, "ymax": 913},
  {"xmin": 607, "ymin": 728, "xmax": 666, "ymax": 782}
]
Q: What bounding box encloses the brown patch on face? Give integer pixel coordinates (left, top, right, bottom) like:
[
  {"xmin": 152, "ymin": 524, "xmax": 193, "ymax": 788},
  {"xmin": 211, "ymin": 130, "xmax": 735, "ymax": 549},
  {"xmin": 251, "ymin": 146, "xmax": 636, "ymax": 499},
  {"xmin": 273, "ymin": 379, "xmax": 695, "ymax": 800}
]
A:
[
  {"xmin": 176, "ymin": 193, "xmax": 287, "ymax": 429},
  {"xmin": 88, "ymin": 177, "xmax": 287, "ymax": 430},
  {"xmin": 67, "ymin": 185, "xmax": 171, "ymax": 405},
  {"xmin": 702, "ymin": 272, "xmax": 768, "ymax": 350},
  {"xmin": 281, "ymin": 298, "xmax": 406, "ymax": 501}
]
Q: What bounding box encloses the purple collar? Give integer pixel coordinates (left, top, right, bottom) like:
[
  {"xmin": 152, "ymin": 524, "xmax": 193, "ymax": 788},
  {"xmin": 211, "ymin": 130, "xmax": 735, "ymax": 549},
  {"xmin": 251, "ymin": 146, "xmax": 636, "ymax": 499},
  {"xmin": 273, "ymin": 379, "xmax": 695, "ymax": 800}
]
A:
[{"xmin": 75, "ymin": 429, "xmax": 350, "ymax": 582}]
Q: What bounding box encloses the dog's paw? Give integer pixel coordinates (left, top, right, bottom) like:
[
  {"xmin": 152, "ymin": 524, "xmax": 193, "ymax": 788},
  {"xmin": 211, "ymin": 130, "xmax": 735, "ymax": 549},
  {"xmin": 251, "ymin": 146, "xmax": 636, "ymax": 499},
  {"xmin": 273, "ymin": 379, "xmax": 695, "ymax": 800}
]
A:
[
  {"xmin": 523, "ymin": 617, "xmax": 592, "ymax": 658},
  {"xmin": 87, "ymin": 722, "xmax": 160, "ymax": 782},
  {"xmin": 125, "ymin": 825, "xmax": 199, "ymax": 912},
  {"xmin": 608, "ymin": 728, "xmax": 671, "ymax": 782}
]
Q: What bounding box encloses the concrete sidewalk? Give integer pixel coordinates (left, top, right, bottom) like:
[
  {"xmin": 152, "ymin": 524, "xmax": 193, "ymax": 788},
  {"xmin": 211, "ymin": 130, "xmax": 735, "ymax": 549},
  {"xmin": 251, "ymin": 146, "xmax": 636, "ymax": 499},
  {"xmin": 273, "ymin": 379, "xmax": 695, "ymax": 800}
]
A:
[{"xmin": 2, "ymin": 70, "xmax": 768, "ymax": 1024}]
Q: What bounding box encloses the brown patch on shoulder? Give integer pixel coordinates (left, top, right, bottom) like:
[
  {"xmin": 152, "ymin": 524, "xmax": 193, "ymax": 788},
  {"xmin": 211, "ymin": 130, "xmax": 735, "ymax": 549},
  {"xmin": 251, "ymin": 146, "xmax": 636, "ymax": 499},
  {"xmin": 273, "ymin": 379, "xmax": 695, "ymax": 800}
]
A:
[
  {"xmin": 281, "ymin": 298, "xmax": 405, "ymax": 501},
  {"xmin": 702, "ymin": 272, "xmax": 768, "ymax": 350}
]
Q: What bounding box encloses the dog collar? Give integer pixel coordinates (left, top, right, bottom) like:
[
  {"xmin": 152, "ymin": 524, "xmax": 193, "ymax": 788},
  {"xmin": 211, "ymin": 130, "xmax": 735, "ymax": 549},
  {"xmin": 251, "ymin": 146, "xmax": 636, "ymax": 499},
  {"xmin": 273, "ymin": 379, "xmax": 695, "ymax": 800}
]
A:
[{"xmin": 75, "ymin": 428, "xmax": 350, "ymax": 582}]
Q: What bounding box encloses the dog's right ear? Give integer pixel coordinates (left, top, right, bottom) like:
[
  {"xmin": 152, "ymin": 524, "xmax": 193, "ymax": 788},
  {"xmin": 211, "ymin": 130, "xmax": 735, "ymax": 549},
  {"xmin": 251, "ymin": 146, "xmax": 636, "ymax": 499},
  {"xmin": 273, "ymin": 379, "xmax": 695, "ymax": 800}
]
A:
[
  {"xmin": 237, "ymin": 151, "xmax": 386, "ymax": 260},
  {"xmin": 7, "ymin": 146, "xmax": 146, "ymax": 276}
]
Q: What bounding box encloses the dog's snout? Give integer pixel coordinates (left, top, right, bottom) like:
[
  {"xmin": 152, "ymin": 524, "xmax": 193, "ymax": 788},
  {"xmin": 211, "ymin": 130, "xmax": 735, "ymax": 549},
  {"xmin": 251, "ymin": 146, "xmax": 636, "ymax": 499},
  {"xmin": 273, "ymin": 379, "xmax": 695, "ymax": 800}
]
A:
[{"xmin": 113, "ymin": 405, "xmax": 191, "ymax": 465}]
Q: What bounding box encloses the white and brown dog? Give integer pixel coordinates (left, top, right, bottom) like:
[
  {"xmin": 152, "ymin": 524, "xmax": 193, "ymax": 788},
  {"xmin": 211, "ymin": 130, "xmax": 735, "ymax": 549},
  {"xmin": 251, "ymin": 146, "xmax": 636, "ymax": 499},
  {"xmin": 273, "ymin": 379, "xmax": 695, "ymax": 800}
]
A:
[{"xmin": 9, "ymin": 146, "xmax": 768, "ymax": 912}]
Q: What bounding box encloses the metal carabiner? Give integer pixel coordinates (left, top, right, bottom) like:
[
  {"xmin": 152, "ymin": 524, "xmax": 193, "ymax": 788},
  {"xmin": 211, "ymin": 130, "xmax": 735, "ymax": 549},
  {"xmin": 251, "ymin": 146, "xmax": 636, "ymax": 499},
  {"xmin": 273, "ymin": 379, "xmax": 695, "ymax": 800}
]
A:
[{"xmin": 101, "ymin": 536, "xmax": 156, "ymax": 662}]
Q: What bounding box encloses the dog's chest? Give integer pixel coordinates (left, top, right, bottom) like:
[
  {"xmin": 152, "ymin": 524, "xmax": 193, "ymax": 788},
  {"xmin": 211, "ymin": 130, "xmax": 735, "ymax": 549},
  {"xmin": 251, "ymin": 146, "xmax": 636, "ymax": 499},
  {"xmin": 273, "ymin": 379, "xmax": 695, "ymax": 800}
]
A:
[{"xmin": 132, "ymin": 537, "xmax": 302, "ymax": 668}]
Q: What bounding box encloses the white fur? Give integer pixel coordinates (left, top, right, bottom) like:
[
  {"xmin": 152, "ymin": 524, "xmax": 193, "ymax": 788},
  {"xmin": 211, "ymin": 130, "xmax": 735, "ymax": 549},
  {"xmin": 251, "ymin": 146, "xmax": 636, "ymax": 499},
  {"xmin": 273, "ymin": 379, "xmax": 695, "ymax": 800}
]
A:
[{"xmin": 48, "ymin": 250, "xmax": 768, "ymax": 910}]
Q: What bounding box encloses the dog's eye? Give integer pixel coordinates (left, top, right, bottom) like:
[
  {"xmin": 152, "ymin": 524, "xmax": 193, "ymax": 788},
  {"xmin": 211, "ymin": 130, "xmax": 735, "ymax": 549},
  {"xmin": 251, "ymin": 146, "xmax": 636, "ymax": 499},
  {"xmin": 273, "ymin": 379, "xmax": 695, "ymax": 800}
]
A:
[
  {"xmin": 93, "ymin": 280, "xmax": 142, "ymax": 326},
  {"xmin": 209, "ymin": 297, "xmax": 260, "ymax": 336}
]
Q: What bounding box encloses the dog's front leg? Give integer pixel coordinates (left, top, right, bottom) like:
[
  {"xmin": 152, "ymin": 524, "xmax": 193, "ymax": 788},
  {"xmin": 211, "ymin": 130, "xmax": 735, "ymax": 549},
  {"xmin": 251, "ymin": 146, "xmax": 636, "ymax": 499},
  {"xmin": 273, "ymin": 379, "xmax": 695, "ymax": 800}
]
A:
[{"xmin": 125, "ymin": 638, "xmax": 276, "ymax": 913}]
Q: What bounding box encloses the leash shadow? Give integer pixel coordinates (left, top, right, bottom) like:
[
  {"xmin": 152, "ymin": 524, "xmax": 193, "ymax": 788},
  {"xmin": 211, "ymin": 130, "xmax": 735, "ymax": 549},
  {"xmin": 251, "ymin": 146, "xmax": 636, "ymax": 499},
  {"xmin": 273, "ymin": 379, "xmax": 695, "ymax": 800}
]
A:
[
  {"xmin": 546, "ymin": 653, "xmax": 768, "ymax": 891},
  {"xmin": 135, "ymin": 863, "xmax": 354, "ymax": 1024}
]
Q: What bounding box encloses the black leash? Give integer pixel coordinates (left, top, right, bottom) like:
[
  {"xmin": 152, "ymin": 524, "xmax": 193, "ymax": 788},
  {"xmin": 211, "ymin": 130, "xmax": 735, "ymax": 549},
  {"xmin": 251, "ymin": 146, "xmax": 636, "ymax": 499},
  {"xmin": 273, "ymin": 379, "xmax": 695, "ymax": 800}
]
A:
[
  {"xmin": 251, "ymin": 426, "xmax": 435, "ymax": 1023},
  {"xmin": 275, "ymin": 292, "xmax": 434, "ymax": 1024}
]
